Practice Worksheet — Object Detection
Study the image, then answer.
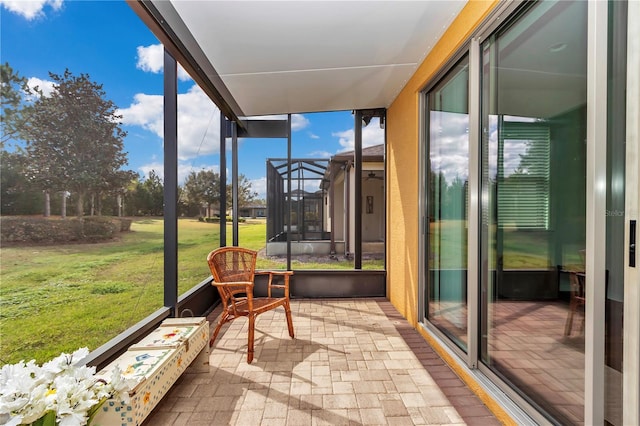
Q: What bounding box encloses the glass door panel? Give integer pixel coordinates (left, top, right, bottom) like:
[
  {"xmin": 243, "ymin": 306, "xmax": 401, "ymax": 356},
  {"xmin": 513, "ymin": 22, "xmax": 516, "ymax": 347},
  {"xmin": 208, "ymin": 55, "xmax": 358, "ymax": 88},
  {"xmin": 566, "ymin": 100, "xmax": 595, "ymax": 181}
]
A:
[
  {"xmin": 426, "ymin": 56, "xmax": 469, "ymax": 351},
  {"xmin": 480, "ymin": 1, "xmax": 588, "ymax": 423}
]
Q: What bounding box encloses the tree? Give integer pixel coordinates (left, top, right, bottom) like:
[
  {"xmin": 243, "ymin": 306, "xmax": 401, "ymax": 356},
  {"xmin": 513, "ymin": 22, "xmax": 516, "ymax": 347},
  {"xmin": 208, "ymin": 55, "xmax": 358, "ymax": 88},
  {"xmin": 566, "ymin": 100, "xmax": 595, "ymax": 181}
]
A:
[
  {"xmin": 21, "ymin": 69, "xmax": 129, "ymax": 217},
  {"xmin": 181, "ymin": 171, "xmax": 256, "ymax": 217},
  {"xmin": 183, "ymin": 170, "xmax": 221, "ymax": 217},
  {"xmin": 90, "ymin": 169, "xmax": 139, "ymax": 216},
  {"xmin": 226, "ymin": 174, "xmax": 258, "ymax": 211},
  {"xmin": 1, "ymin": 63, "xmax": 30, "ymax": 145},
  {"xmin": 141, "ymin": 170, "xmax": 164, "ymax": 216},
  {"xmin": 0, "ymin": 149, "xmax": 43, "ymax": 215}
]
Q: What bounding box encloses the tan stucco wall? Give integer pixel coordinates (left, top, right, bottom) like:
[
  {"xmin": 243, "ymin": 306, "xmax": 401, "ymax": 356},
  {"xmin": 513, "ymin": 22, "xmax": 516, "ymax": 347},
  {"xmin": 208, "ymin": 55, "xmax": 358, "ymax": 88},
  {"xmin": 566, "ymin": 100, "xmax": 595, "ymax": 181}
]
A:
[{"xmin": 386, "ymin": 1, "xmax": 498, "ymax": 325}]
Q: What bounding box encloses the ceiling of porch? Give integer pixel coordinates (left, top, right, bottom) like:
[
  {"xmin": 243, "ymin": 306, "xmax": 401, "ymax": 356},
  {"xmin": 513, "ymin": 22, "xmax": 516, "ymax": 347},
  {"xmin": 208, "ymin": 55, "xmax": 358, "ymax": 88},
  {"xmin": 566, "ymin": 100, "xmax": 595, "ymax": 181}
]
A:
[{"xmin": 136, "ymin": 1, "xmax": 467, "ymax": 118}]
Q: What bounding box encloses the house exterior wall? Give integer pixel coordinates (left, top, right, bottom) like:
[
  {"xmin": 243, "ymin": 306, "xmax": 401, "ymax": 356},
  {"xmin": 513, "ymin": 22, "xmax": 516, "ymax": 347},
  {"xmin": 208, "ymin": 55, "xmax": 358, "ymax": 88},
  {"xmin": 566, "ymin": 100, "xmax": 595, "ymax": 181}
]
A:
[{"xmin": 386, "ymin": 1, "xmax": 498, "ymax": 325}]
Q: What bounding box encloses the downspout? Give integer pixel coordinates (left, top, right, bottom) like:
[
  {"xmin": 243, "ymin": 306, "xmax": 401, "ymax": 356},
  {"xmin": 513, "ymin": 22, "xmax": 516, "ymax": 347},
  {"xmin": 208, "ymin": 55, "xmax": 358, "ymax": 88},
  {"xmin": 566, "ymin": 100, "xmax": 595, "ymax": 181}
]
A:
[
  {"xmin": 219, "ymin": 111, "xmax": 227, "ymax": 247},
  {"xmin": 231, "ymin": 121, "xmax": 239, "ymax": 246},
  {"xmin": 286, "ymin": 114, "xmax": 292, "ymax": 270},
  {"xmin": 329, "ymin": 163, "xmax": 336, "ymax": 254},
  {"xmin": 354, "ymin": 110, "xmax": 363, "ymax": 269}
]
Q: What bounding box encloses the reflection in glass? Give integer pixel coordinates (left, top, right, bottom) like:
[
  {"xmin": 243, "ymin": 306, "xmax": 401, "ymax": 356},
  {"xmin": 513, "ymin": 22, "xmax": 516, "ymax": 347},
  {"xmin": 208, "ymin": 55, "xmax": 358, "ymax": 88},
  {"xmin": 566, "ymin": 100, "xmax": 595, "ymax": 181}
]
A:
[
  {"xmin": 480, "ymin": 1, "xmax": 587, "ymax": 424},
  {"xmin": 426, "ymin": 56, "xmax": 469, "ymax": 351}
]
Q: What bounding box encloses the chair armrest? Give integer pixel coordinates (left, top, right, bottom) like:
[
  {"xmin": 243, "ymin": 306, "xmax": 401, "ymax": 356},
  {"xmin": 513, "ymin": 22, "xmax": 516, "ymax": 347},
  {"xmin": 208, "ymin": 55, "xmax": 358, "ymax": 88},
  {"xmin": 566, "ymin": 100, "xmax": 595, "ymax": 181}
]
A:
[{"xmin": 255, "ymin": 271, "xmax": 294, "ymax": 277}]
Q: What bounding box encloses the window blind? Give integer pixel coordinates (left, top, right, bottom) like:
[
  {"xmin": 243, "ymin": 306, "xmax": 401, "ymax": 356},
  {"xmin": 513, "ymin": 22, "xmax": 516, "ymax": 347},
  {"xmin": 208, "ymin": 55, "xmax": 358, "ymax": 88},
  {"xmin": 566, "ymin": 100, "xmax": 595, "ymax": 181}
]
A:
[{"xmin": 497, "ymin": 120, "xmax": 550, "ymax": 229}]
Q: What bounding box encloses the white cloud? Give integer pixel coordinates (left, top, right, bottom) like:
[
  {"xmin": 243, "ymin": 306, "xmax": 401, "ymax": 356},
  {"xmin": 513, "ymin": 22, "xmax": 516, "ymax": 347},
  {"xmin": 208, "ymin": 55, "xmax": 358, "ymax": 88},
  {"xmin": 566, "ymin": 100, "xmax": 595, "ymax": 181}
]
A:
[
  {"xmin": 308, "ymin": 132, "xmax": 320, "ymax": 139},
  {"xmin": 332, "ymin": 117, "xmax": 385, "ymax": 152},
  {"xmin": 307, "ymin": 150, "xmax": 332, "ymax": 158},
  {"xmin": 429, "ymin": 111, "xmax": 468, "ymax": 182},
  {"xmin": 0, "ymin": 0, "xmax": 62, "ymax": 20},
  {"xmin": 136, "ymin": 44, "xmax": 192, "ymax": 81},
  {"xmin": 136, "ymin": 45, "xmax": 163, "ymax": 73},
  {"xmin": 175, "ymin": 86, "xmax": 221, "ymax": 159},
  {"xmin": 291, "ymin": 114, "xmax": 309, "ymax": 131},
  {"xmin": 139, "ymin": 162, "xmax": 164, "ymax": 181},
  {"xmin": 178, "ymin": 163, "xmax": 220, "ymax": 184},
  {"xmin": 249, "ymin": 176, "xmax": 267, "ymax": 200},
  {"xmin": 117, "ymin": 84, "xmax": 221, "ymax": 161},
  {"xmin": 26, "ymin": 77, "xmax": 55, "ymax": 97},
  {"xmin": 118, "ymin": 93, "xmax": 164, "ymax": 135}
]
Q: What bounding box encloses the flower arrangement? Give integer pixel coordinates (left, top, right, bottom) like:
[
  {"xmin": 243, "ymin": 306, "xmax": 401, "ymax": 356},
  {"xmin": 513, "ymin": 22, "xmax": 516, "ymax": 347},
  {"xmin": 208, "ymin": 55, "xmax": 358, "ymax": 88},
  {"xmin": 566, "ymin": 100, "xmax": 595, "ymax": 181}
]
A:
[{"xmin": 0, "ymin": 348, "xmax": 134, "ymax": 426}]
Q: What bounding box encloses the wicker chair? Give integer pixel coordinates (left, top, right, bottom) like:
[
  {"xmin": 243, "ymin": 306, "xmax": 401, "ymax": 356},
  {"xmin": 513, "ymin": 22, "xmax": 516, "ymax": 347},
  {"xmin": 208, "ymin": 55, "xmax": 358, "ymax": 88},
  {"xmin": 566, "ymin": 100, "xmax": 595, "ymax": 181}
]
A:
[{"xmin": 207, "ymin": 246, "xmax": 294, "ymax": 363}]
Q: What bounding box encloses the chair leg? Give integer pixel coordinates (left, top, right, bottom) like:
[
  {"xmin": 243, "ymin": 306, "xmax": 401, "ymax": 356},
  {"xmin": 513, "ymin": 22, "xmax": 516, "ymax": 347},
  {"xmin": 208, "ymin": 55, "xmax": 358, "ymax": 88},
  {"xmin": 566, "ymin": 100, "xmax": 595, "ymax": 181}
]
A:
[
  {"xmin": 247, "ymin": 315, "xmax": 255, "ymax": 364},
  {"xmin": 284, "ymin": 300, "xmax": 295, "ymax": 339},
  {"xmin": 564, "ymin": 300, "xmax": 576, "ymax": 336},
  {"xmin": 564, "ymin": 310, "xmax": 574, "ymax": 336},
  {"xmin": 209, "ymin": 311, "xmax": 229, "ymax": 347}
]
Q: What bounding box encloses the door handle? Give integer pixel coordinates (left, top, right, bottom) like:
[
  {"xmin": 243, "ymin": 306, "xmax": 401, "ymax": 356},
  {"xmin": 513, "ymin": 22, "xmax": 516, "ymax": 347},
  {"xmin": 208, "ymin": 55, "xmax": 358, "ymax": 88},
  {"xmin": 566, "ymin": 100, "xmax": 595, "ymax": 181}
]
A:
[{"xmin": 631, "ymin": 220, "xmax": 636, "ymax": 268}]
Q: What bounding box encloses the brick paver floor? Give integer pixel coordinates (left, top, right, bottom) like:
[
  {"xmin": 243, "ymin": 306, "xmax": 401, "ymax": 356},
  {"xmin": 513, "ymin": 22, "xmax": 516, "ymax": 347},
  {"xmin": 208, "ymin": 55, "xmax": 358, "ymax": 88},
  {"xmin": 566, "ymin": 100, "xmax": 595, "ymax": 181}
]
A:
[{"xmin": 143, "ymin": 299, "xmax": 500, "ymax": 425}]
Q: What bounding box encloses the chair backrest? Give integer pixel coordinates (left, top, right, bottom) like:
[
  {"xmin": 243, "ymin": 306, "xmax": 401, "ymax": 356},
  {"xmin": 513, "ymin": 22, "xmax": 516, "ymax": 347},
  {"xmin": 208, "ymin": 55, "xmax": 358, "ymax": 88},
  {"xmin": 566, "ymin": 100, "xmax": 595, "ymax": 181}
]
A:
[{"xmin": 207, "ymin": 247, "xmax": 257, "ymax": 283}]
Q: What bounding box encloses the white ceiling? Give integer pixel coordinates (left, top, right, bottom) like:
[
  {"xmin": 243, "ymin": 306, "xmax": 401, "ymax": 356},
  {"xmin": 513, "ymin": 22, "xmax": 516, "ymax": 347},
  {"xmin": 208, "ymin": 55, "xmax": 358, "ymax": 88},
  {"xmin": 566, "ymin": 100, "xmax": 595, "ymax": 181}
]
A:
[{"xmin": 162, "ymin": 1, "xmax": 467, "ymax": 117}]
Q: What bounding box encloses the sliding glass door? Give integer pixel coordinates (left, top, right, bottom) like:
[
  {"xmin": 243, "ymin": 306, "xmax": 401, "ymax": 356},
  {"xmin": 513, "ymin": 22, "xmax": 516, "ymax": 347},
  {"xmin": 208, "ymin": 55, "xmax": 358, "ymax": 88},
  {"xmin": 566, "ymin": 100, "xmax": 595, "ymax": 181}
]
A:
[
  {"xmin": 420, "ymin": 0, "xmax": 639, "ymax": 423},
  {"xmin": 479, "ymin": 2, "xmax": 588, "ymax": 423}
]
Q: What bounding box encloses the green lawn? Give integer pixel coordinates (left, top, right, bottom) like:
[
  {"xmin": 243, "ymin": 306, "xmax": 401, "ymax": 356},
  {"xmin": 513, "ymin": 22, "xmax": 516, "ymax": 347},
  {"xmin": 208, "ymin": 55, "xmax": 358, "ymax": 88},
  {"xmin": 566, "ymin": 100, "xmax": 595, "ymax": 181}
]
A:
[
  {"xmin": 0, "ymin": 217, "xmax": 382, "ymax": 365},
  {"xmin": 1, "ymin": 218, "xmax": 219, "ymax": 365},
  {"xmin": 428, "ymin": 220, "xmax": 583, "ymax": 270}
]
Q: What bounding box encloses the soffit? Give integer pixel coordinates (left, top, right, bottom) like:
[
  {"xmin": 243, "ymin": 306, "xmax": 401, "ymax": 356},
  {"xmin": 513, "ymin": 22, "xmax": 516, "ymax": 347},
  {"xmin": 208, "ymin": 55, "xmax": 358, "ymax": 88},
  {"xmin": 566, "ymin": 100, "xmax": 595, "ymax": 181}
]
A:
[{"xmin": 159, "ymin": 0, "xmax": 467, "ymax": 117}]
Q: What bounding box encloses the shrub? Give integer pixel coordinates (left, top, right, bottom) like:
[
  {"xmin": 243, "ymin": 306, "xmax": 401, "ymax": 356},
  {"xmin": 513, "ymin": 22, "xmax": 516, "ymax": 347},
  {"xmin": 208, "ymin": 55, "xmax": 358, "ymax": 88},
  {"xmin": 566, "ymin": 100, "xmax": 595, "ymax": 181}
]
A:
[
  {"xmin": 0, "ymin": 216, "xmax": 120, "ymax": 244},
  {"xmin": 116, "ymin": 218, "xmax": 132, "ymax": 232}
]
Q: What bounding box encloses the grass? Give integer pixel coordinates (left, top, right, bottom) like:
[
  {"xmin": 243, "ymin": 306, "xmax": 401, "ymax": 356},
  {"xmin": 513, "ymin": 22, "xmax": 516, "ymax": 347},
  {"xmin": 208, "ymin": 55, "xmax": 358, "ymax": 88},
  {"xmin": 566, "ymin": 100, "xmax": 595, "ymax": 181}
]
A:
[
  {"xmin": 0, "ymin": 217, "xmax": 382, "ymax": 365},
  {"xmin": 428, "ymin": 220, "xmax": 580, "ymax": 270},
  {"xmin": 1, "ymin": 219, "xmax": 168, "ymax": 365}
]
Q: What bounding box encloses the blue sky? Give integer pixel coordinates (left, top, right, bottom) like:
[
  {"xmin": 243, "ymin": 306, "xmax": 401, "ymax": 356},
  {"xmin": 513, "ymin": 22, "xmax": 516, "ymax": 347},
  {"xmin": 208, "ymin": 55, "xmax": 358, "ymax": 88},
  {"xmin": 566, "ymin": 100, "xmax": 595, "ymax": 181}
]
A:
[{"xmin": 1, "ymin": 0, "xmax": 384, "ymax": 198}]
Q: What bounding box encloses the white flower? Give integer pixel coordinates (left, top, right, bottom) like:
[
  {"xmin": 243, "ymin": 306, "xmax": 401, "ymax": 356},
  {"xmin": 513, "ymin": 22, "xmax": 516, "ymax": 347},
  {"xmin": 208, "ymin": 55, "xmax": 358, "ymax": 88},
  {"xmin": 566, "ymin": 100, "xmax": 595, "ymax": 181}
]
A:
[
  {"xmin": 0, "ymin": 348, "xmax": 133, "ymax": 426},
  {"xmin": 104, "ymin": 366, "xmax": 136, "ymax": 405},
  {"xmin": 0, "ymin": 413, "xmax": 23, "ymax": 426},
  {"xmin": 42, "ymin": 348, "xmax": 90, "ymax": 377},
  {"xmin": 0, "ymin": 360, "xmax": 50, "ymax": 424}
]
